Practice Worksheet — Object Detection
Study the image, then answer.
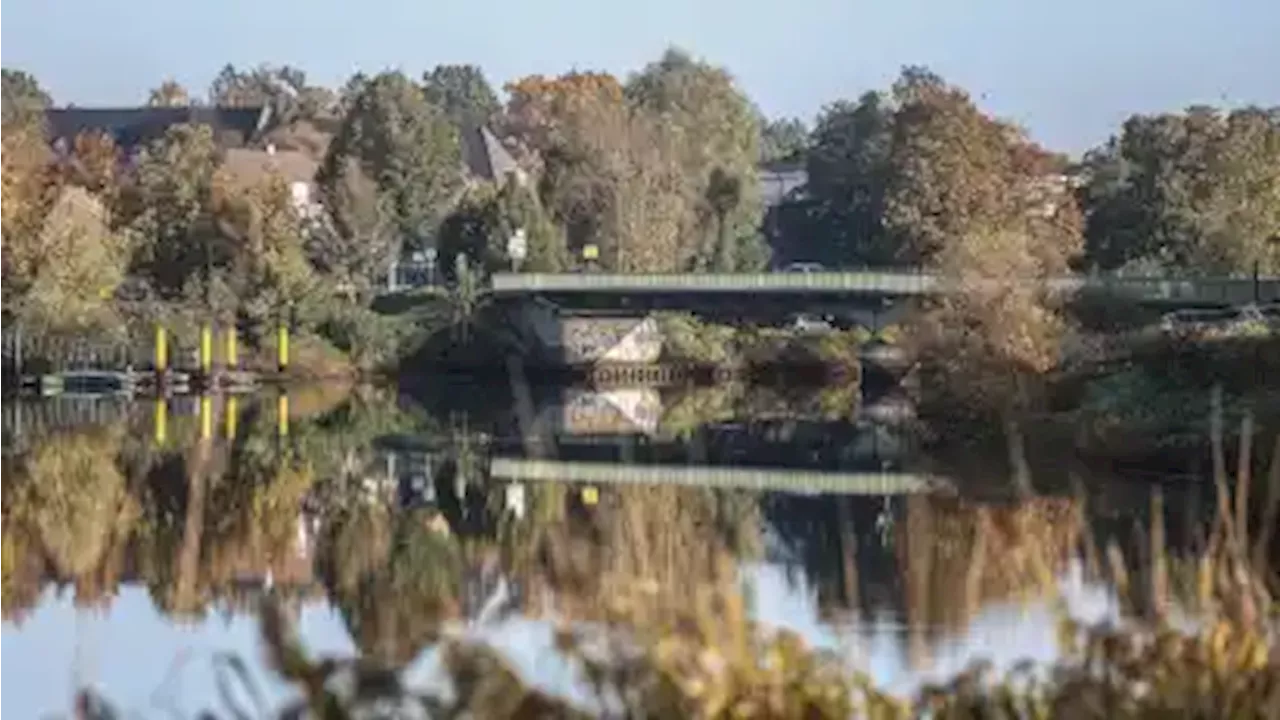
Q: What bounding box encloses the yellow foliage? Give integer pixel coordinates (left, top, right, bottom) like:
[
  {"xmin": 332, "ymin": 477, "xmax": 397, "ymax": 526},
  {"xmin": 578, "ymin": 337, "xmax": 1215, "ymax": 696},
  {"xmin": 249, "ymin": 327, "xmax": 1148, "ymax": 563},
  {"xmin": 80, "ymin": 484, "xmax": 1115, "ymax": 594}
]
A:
[{"xmin": 13, "ymin": 428, "xmax": 136, "ymax": 578}]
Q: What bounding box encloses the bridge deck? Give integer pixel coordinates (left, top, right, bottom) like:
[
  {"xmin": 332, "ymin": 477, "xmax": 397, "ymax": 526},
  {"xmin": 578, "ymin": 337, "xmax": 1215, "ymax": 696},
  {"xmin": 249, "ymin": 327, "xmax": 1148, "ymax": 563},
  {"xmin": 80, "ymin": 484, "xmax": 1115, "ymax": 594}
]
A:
[
  {"xmin": 489, "ymin": 272, "xmax": 1279, "ymax": 305},
  {"xmin": 488, "ymin": 457, "xmax": 950, "ymax": 495}
]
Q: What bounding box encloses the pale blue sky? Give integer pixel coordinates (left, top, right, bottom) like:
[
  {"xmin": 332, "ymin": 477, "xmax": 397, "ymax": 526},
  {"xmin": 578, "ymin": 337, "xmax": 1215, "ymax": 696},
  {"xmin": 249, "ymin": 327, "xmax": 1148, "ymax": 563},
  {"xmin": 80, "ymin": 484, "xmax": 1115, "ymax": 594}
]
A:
[{"xmin": 2, "ymin": 0, "xmax": 1277, "ymax": 152}]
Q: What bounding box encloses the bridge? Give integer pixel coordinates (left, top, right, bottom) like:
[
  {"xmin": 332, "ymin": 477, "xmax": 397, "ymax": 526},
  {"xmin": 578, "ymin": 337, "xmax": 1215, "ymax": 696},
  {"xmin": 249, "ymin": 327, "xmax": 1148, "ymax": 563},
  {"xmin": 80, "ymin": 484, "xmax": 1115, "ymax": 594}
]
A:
[
  {"xmin": 489, "ymin": 271, "xmax": 1280, "ymax": 306},
  {"xmin": 488, "ymin": 457, "xmax": 950, "ymax": 495}
]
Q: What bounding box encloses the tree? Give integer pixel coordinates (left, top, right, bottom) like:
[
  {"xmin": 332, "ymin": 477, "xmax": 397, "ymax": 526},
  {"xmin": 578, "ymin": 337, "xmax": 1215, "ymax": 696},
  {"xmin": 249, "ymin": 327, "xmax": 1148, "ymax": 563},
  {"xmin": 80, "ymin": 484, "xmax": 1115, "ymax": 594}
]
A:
[
  {"xmin": 320, "ymin": 71, "xmax": 463, "ymax": 253},
  {"xmin": 19, "ymin": 187, "xmax": 129, "ymax": 330},
  {"xmin": 307, "ymin": 159, "xmax": 397, "ymax": 301},
  {"xmin": 804, "ymin": 92, "xmax": 895, "ymax": 266},
  {"xmin": 209, "ymin": 63, "xmax": 304, "ymax": 107},
  {"xmin": 124, "ymin": 123, "xmax": 221, "ymax": 296},
  {"xmin": 1080, "ymin": 106, "xmax": 1280, "ymax": 274},
  {"xmin": 437, "ymin": 175, "xmax": 569, "ymax": 278},
  {"xmin": 208, "ymin": 63, "xmax": 340, "ymax": 126},
  {"xmin": 884, "ymin": 68, "xmax": 1082, "ymax": 417},
  {"xmin": 508, "ymin": 71, "xmax": 686, "ymax": 271},
  {"xmin": 2, "ymin": 68, "xmax": 51, "ymax": 125},
  {"xmin": 209, "ymin": 172, "xmax": 315, "ymax": 335},
  {"xmin": 421, "ymin": 64, "xmax": 500, "ymax": 128},
  {"xmin": 760, "ymin": 116, "xmax": 809, "ymax": 164},
  {"xmin": 53, "ymin": 131, "xmax": 121, "ymax": 209},
  {"xmin": 2, "ymin": 120, "xmax": 56, "ymax": 300},
  {"xmin": 626, "ymin": 48, "xmax": 764, "ymax": 270},
  {"xmin": 148, "ymin": 80, "xmax": 191, "ymax": 107}
]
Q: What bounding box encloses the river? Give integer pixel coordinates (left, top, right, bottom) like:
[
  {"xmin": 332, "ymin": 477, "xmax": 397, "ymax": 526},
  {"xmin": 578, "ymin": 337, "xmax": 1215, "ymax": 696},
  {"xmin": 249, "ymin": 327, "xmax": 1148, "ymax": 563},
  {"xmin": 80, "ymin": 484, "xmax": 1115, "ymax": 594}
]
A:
[{"xmin": 1, "ymin": 364, "xmax": 1272, "ymax": 717}]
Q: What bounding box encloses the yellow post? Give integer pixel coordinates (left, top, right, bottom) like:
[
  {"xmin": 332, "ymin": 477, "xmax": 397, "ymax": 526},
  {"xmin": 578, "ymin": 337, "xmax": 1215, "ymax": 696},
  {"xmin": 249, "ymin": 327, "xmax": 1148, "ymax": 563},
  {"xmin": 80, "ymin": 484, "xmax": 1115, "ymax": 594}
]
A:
[
  {"xmin": 153, "ymin": 398, "xmax": 168, "ymax": 446},
  {"xmin": 277, "ymin": 323, "xmax": 290, "ymax": 372},
  {"xmin": 225, "ymin": 395, "xmax": 238, "ymax": 440},
  {"xmin": 154, "ymin": 325, "xmax": 168, "ymax": 371},
  {"xmin": 200, "ymin": 394, "xmax": 213, "ymax": 440},
  {"xmin": 277, "ymin": 393, "xmax": 290, "ymax": 438},
  {"xmin": 200, "ymin": 325, "xmax": 213, "ymax": 375},
  {"xmin": 225, "ymin": 327, "xmax": 238, "ymax": 369}
]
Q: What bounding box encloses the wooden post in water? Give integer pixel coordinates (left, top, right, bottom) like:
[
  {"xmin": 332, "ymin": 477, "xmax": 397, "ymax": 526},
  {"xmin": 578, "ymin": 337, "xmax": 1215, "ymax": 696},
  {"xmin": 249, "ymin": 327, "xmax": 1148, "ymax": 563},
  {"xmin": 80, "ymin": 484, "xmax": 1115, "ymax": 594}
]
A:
[
  {"xmin": 224, "ymin": 327, "xmax": 238, "ymax": 370},
  {"xmin": 225, "ymin": 395, "xmax": 238, "ymax": 440},
  {"xmin": 199, "ymin": 324, "xmax": 213, "ymax": 378},
  {"xmin": 277, "ymin": 392, "xmax": 290, "ymax": 438},
  {"xmin": 154, "ymin": 325, "xmax": 168, "ymax": 373},
  {"xmin": 277, "ymin": 322, "xmax": 290, "ymax": 374},
  {"xmin": 199, "ymin": 394, "xmax": 213, "ymax": 441},
  {"xmin": 153, "ymin": 398, "xmax": 168, "ymax": 446}
]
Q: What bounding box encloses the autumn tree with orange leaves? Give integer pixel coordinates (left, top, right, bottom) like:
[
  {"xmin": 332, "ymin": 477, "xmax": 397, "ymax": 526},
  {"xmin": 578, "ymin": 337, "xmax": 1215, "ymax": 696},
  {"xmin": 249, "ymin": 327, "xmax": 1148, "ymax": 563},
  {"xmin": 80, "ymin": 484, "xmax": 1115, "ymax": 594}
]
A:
[
  {"xmin": 505, "ymin": 70, "xmax": 689, "ymax": 271},
  {"xmin": 888, "ymin": 68, "xmax": 1084, "ymax": 418}
]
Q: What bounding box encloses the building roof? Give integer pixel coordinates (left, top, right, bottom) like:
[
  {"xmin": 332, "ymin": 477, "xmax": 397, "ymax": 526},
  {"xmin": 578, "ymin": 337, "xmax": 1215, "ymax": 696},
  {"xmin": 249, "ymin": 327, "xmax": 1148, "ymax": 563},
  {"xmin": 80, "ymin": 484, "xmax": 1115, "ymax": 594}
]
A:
[
  {"xmin": 221, "ymin": 146, "xmax": 320, "ymax": 187},
  {"xmin": 459, "ymin": 124, "xmax": 520, "ymax": 182},
  {"xmin": 759, "ymin": 161, "xmax": 808, "ymax": 207},
  {"xmin": 44, "ymin": 106, "xmax": 272, "ymax": 150}
]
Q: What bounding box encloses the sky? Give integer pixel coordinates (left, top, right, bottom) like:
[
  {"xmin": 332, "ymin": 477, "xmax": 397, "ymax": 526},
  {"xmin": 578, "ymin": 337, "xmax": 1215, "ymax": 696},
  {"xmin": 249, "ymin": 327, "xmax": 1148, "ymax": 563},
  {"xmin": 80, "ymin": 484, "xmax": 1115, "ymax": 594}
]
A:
[{"xmin": 1, "ymin": 0, "xmax": 1277, "ymax": 153}]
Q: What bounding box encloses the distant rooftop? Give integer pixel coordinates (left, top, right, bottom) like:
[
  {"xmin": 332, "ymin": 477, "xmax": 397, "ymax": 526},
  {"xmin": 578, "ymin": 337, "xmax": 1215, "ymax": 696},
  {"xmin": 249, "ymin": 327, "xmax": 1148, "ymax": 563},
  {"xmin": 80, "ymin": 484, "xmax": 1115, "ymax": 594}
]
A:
[
  {"xmin": 759, "ymin": 160, "xmax": 807, "ymax": 206},
  {"xmin": 459, "ymin": 123, "xmax": 520, "ymax": 182},
  {"xmin": 44, "ymin": 105, "xmax": 272, "ymax": 150}
]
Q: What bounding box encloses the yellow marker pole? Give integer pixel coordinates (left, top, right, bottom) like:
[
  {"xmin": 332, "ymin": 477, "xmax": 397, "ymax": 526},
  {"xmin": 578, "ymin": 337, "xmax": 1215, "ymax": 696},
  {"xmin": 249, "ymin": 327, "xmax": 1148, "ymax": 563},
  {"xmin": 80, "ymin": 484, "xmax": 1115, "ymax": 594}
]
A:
[
  {"xmin": 154, "ymin": 325, "xmax": 168, "ymax": 372},
  {"xmin": 225, "ymin": 395, "xmax": 238, "ymax": 440},
  {"xmin": 200, "ymin": 325, "xmax": 213, "ymax": 375},
  {"xmin": 153, "ymin": 398, "xmax": 168, "ymax": 446},
  {"xmin": 200, "ymin": 394, "xmax": 213, "ymax": 441},
  {"xmin": 225, "ymin": 327, "xmax": 239, "ymax": 370},
  {"xmin": 277, "ymin": 323, "xmax": 290, "ymax": 373},
  {"xmin": 277, "ymin": 393, "xmax": 290, "ymax": 438}
]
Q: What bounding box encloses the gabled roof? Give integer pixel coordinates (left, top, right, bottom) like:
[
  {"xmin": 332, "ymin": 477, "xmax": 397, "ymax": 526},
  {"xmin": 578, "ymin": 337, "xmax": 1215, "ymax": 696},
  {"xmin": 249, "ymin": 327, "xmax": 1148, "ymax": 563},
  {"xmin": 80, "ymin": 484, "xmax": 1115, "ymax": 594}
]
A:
[
  {"xmin": 459, "ymin": 124, "xmax": 519, "ymax": 182},
  {"xmin": 44, "ymin": 106, "xmax": 272, "ymax": 150},
  {"xmin": 221, "ymin": 147, "xmax": 320, "ymax": 187}
]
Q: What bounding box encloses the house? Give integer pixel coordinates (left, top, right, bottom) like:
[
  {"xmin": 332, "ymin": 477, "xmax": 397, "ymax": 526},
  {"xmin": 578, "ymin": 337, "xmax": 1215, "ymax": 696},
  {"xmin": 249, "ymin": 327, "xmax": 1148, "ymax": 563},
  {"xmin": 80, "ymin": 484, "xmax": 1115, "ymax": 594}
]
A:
[
  {"xmin": 759, "ymin": 159, "xmax": 808, "ymax": 207},
  {"xmin": 220, "ymin": 144, "xmax": 323, "ymax": 218},
  {"xmin": 459, "ymin": 123, "xmax": 524, "ymax": 186}
]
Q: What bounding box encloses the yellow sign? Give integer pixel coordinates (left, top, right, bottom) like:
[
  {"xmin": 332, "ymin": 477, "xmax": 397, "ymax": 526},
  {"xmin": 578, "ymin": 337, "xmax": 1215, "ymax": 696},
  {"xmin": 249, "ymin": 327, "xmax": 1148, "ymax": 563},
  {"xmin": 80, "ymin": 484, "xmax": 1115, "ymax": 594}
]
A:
[
  {"xmin": 581, "ymin": 486, "xmax": 599, "ymax": 505},
  {"xmin": 583, "ymin": 244, "xmax": 599, "ymax": 261}
]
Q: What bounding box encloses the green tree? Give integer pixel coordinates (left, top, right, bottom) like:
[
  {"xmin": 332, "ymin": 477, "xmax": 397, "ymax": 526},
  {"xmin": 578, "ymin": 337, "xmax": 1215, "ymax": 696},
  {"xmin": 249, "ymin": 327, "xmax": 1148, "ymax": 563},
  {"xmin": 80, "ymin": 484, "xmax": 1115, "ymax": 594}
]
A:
[
  {"xmin": 208, "ymin": 63, "xmax": 337, "ymax": 125},
  {"xmin": 307, "ymin": 158, "xmax": 397, "ymax": 301},
  {"xmin": 804, "ymin": 92, "xmax": 895, "ymax": 266},
  {"xmin": 19, "ymin": 186, "xmax": 129, "ymax": 330},
  {"xmin": 760, "ymin": 116, "xmax": 809, "ymax": 163},
  {"xmin": 320, "ymin": 71, "xmax": 463, "ymax": 253},
  {"xmin": 438, "ymin": 175, "xmax": 569, "ymax": 278},
  {"xmin": 123, "ymin": 123, "xmax": 221, "ymax": 296},
  {"xmin": 421, "ymin": 64, "xmax": 500, "ymax": 128},
  {"xmin": 209, "ymin": 172, "xmax": 316, "ymax": 336},
  {"xmin": 1081, "ymin": 106, "xmax": 1280, "ymax": 274},
  {"xmin": 626, "ymin": 47, "xmax": 764, "ymax": 270},
  {"xmin": 2, "ymin": 68, "xmax": 51, "ymax": 125}
]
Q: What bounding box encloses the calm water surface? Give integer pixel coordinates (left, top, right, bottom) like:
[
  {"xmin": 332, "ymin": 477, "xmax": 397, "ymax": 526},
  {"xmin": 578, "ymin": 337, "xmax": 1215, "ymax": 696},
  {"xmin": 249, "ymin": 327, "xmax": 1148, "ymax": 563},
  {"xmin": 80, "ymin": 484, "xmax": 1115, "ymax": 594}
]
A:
[{"xmin": 0, "ymin": 376, "xmax": 1229, "ymax": 717}]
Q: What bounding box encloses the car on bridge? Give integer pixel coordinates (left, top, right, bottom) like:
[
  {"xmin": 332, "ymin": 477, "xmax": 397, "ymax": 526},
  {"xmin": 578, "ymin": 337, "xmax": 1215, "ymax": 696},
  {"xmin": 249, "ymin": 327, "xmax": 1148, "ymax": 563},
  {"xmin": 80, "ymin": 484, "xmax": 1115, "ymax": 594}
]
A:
[{"xmin": 783, "ymin": 261, "xmax": 826, "ymax": 274}]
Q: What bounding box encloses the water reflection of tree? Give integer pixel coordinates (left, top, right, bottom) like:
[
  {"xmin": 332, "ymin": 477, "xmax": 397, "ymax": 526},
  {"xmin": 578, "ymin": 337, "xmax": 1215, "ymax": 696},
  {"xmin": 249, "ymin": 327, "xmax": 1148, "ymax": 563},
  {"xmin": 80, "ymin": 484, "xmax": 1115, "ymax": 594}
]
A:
[
  {"xmin": 522, "ymin": 484, "xmax": 763, "ymax": 623},
  {"xmin": 897, "ymin": 494, "xmax": 1082, "ymax": 670},
  {"xmin": 5, "ymin": 427, "xmax": 137, "ymax": 614},
  {"xmin": 318, "ymin": 503, "xmax": 462, "ymax": 667}
]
